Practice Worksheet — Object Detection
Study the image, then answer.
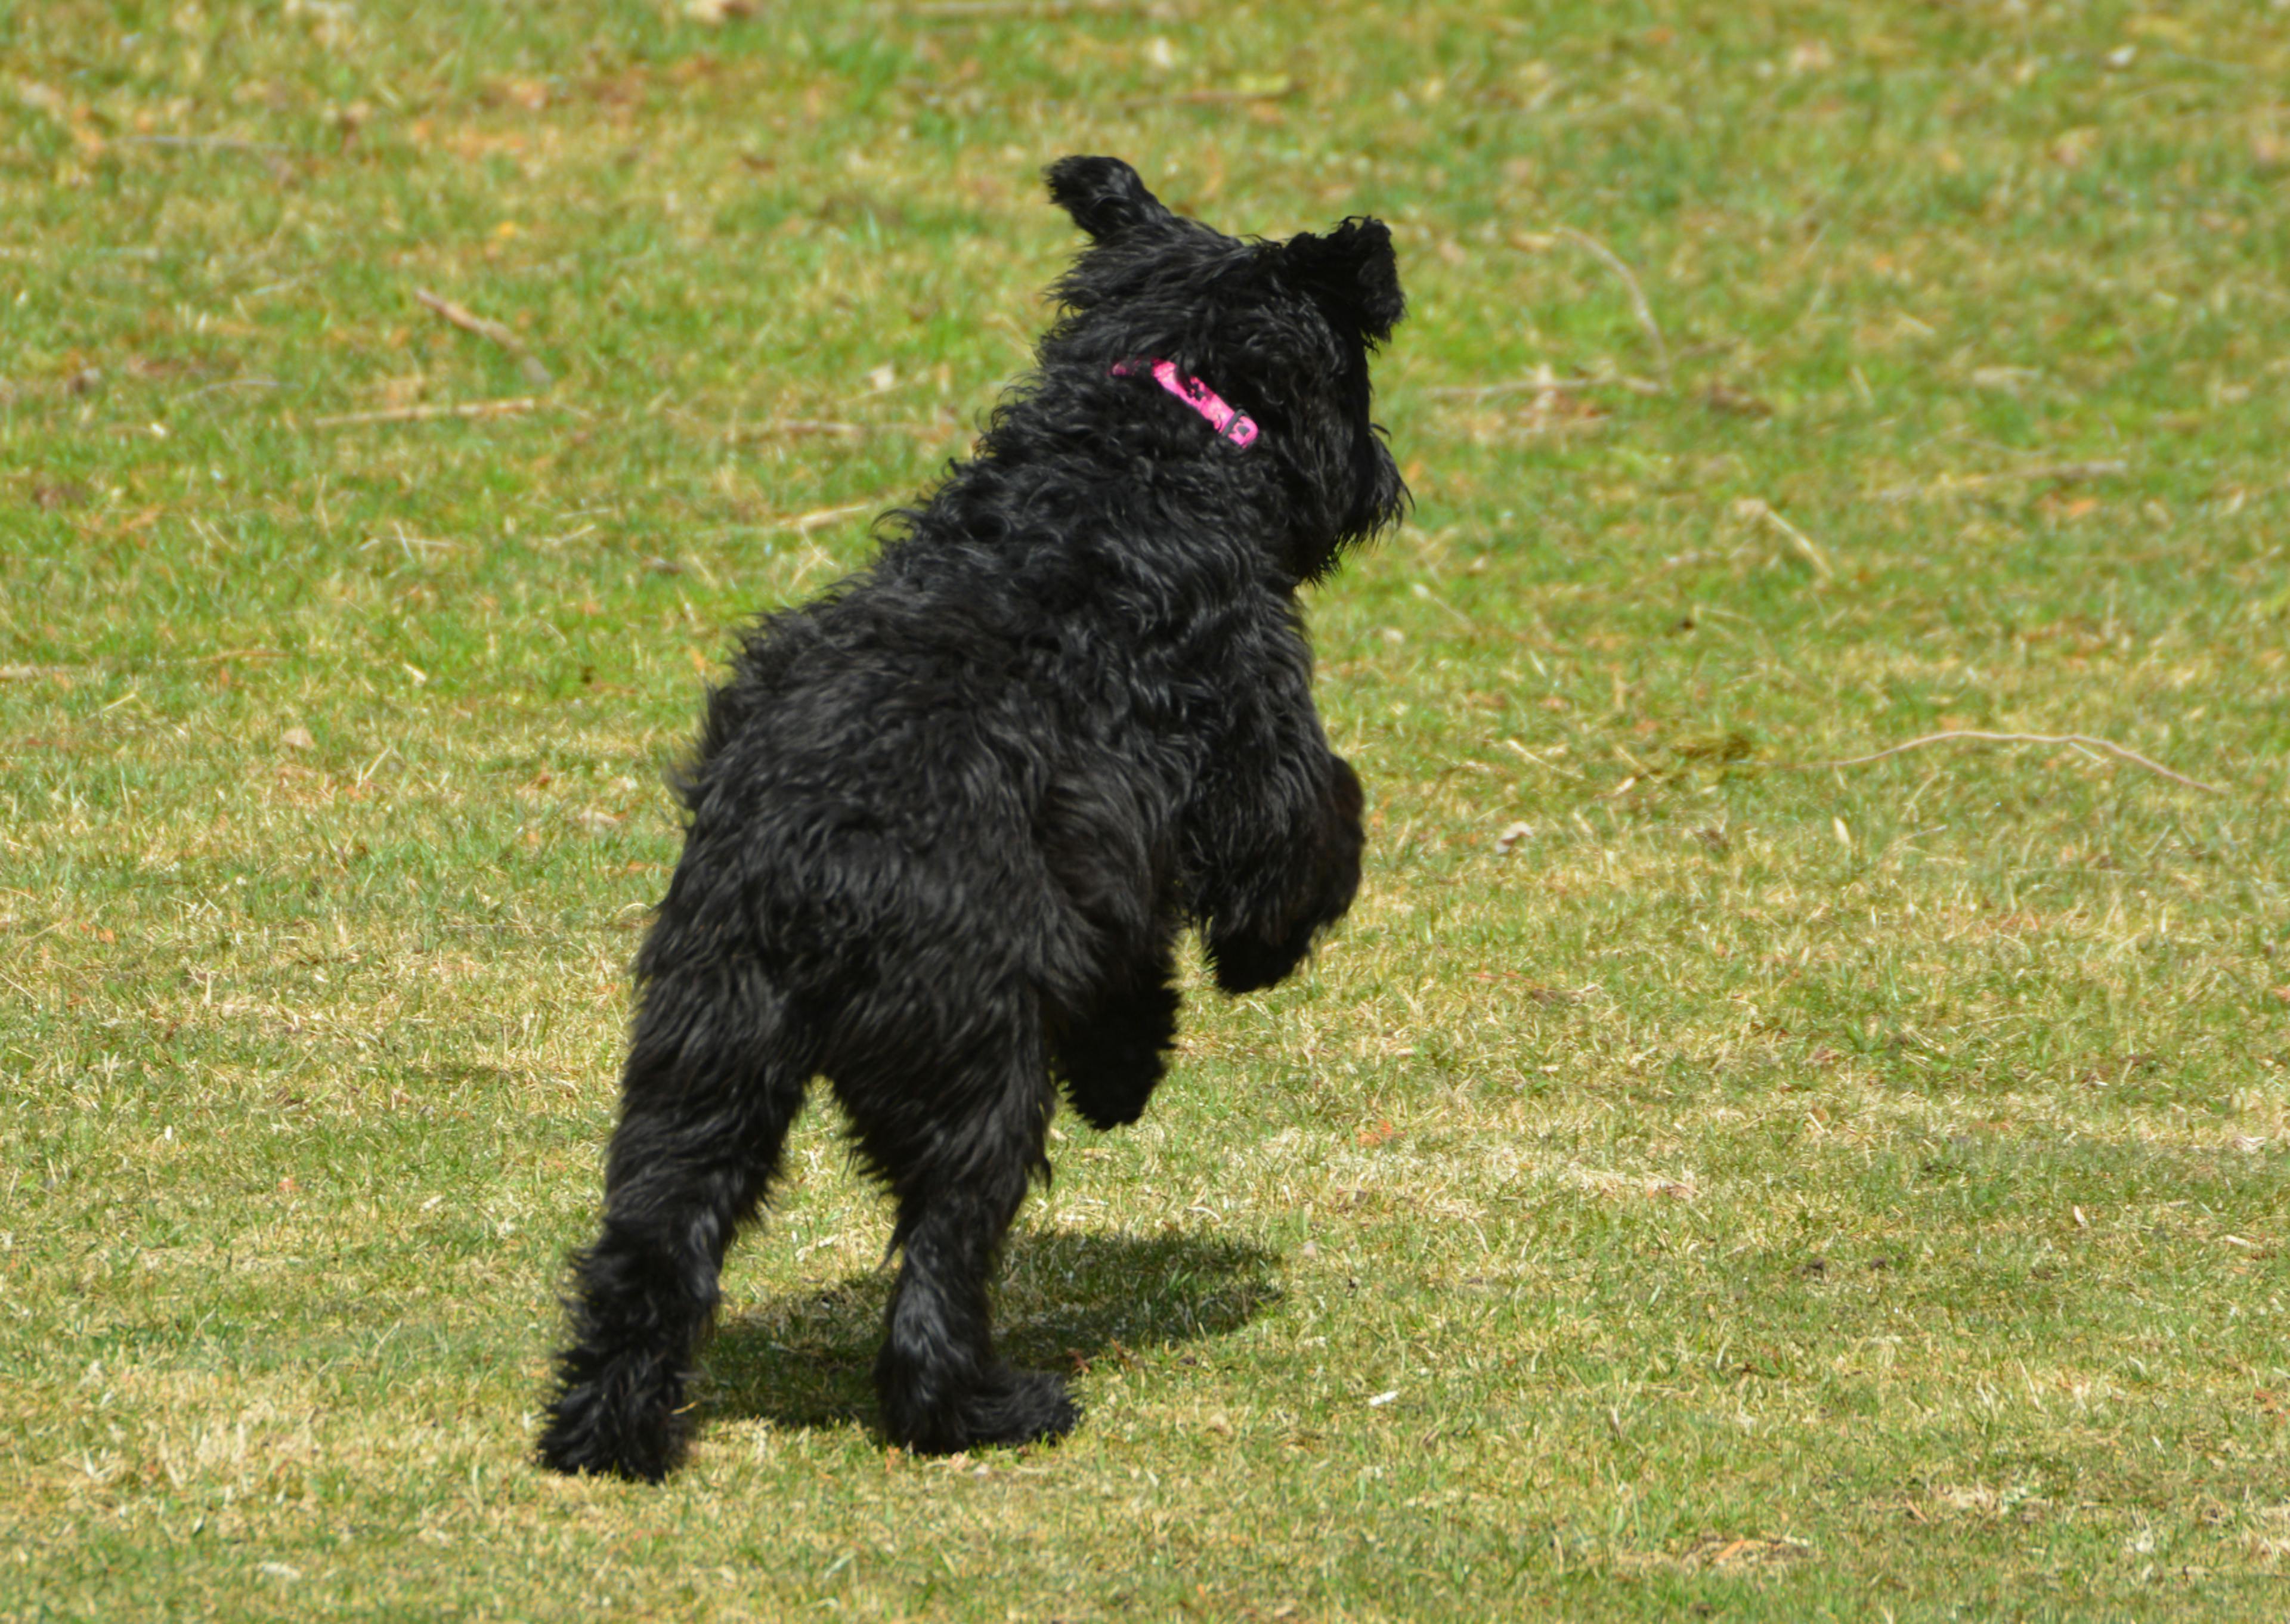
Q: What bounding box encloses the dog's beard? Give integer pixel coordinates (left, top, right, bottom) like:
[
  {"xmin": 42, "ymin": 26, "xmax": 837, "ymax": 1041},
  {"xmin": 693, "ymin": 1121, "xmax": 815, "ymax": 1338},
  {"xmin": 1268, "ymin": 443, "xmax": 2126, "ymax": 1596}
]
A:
[{"xmin": 1350, "ymin": 433, "xmax": 1408, "ymax": 541}]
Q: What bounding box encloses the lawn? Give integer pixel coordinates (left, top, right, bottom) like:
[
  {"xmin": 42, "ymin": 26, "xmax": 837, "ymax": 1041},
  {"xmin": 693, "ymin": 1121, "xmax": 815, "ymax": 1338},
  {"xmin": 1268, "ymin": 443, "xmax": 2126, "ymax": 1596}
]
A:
[{"xmin": 4, "ymin": 1, "xmax": 2288, "ymax": 1618}]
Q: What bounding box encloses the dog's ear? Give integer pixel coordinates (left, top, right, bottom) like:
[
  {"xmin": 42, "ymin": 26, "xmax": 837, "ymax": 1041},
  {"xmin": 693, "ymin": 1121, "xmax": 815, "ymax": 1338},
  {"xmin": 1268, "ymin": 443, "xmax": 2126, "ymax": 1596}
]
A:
[
  {"xmin": 1044, "ymin": 156, "xmax": 1174, "ymax": 242},
  {"xmin": 1281, "ymin": 218, "xmax": 1405, "ymax": 345}
]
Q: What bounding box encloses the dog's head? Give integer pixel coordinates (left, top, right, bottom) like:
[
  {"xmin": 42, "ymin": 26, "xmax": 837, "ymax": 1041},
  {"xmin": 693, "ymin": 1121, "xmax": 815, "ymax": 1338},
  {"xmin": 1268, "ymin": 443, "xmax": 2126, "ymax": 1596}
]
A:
[{"xmin": 1041, "ymin": 155, "xmax": 1407, "ymax": 580}]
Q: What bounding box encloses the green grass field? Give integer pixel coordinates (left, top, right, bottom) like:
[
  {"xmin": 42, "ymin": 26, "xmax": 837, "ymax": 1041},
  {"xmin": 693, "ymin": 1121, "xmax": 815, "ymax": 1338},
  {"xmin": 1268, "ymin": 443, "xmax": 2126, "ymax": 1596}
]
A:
[{"xmin": 5, "ymin": 1, "xmax": 2288, "ymax": 1617}]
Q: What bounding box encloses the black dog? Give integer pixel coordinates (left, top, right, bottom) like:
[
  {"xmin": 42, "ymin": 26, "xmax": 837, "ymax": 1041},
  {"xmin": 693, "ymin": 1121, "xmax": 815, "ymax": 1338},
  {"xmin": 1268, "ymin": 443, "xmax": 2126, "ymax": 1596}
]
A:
[{"xmin": 537, "ymin": 156, "xmax": 1405, "ymax": 1479}]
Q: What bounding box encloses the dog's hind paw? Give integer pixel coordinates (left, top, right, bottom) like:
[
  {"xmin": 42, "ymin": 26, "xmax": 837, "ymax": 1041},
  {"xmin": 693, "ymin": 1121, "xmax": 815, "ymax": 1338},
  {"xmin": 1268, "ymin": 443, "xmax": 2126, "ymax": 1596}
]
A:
[
  {"xmin": 884, "ymin": 1365, "xmax": 1079, "ymax": 1455},
  {"xmin": 975, "ymin": 1368, "xmax": 1081, "ymax": 1448},
  {"xmin": 536, "ymin": 1367, "xmax": 687, "ymax": 1483}
]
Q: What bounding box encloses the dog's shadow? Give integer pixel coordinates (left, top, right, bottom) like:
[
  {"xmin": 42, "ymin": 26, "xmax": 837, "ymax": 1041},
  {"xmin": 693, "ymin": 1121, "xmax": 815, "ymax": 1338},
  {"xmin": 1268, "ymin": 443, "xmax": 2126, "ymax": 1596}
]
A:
[{"xmin": 701, "ymin": 1228, "xmax": 1281, "ymax": 1434}]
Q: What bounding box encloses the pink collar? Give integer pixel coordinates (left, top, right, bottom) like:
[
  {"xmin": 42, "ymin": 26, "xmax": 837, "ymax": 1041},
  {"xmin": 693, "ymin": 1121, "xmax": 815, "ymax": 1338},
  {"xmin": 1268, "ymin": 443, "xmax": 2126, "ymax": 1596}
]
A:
[{"xmin": 1112, "ymin": 358, "xmax": 1259, "ymax": 450}]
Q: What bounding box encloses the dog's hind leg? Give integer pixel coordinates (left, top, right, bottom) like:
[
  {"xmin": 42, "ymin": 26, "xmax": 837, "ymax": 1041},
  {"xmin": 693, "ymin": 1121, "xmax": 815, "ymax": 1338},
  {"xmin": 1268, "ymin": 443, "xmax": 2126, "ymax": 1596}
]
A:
[
  {"xmin": 537, "ymin": 967, "xmax": 807, "ymax": 1482},
  {"xmin": 864, "ymin": 1022, "xmax": 1079, "ymax": 1454}
]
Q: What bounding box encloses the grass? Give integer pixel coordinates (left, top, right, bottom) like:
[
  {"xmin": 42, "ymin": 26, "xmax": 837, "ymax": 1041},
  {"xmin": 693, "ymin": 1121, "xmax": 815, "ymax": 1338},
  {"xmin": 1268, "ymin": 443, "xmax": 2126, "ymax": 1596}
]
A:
[{"xmin": 4, "ymin": 0, "xmax": 2289, "ymax": 1617}]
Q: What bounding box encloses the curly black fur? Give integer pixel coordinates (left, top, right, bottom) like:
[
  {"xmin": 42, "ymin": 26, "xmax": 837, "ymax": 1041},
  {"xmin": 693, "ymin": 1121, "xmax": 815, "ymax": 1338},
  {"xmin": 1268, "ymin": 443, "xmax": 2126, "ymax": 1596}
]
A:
[{"xmin": 537, "ymin": 156, "xmax": 1406, "ymax": 1479}]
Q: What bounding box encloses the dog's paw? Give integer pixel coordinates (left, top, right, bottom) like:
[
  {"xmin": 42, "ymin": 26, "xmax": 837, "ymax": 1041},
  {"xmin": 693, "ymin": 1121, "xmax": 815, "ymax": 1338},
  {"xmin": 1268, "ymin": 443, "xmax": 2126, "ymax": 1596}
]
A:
[
  {"xmin": 536, "ymin": 1363, "xmax": 687, "ymax": 1483},
  {"xmin": 1058, "ymin": 1043, "xmax": 1163, "ymax": 1130},
  {"xmin": 1206, "ymin": 931, "xmax": 1301, "ymax": 996},
  {"xmin": 971, "ymin": 1367, "xmax": 1081, "ymax": 1449},
  {"xmin": 884, "ymin": 1365, "xmax": 1079, "ymax": 1455},
  {"xmin": 537, "ymin": 1413, "xmax": 681, "ymax": 1484},
  {"xmin": 1066, "ymin": 1090, "xmax": 1148, "ymax": 1132}
]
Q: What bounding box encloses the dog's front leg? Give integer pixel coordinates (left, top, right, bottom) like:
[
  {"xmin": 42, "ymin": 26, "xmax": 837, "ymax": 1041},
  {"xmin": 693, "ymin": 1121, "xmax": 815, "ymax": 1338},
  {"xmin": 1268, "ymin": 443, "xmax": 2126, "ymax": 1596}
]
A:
[
  {"xmin": 1053, "ymin": 939, "xmax": 1181, "ymax": 1130},
  {"xmin": 1196, "ymin": 749, "xmax": 1364, "ymax": 996}
]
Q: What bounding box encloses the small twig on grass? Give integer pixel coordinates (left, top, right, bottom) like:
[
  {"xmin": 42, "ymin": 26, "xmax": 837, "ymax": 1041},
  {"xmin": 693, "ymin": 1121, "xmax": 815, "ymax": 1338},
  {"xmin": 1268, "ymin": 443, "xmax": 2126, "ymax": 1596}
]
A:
[
  {"xmin": 1, "ymin": 650, "xmax": 277, "ymax": 680},
  {"xmin": 1502, "ymin": 737, "xmax": 1584, "ymax": 780},
  {"xmin": 733, "ymin": 418, "xmax": 958, "ymax": 441},
  {"xmin": 738, "ymin": 420, "xmax": 865, "ymax": 439},
  {"xmin": 766, "ymin": 499, "xmax": 881, "ymax": 535},
  {"xmin": 176, "ymin": 647, "xmax": 284, "ymax": 666},
  {"xmin": 1733, "ymin": 498, "xmax": 1833, "ymax": 581},
  {"xmin": 1118, "ymin": 82, "xmax": 1298, "ymax": 108},
  {"xmin": 308, "ymin": 396, "xmax": 539, "ymax": 429},
  {"xmin": 903, "ymin": 0, "xmax": 1146, "ymax": 18},
  {"xmin": 117, "ymin": 134, "xmax": 289, "ymax": 154},
  {"xmin": 1425, "ymin": 371, "xmax": 1663, "ymax": 400},
  {"xmin": 1874, "ymin": 460, "xmax": 2128, "ymax": 504},
  {"xmin": 1778, "ymin": 731, "xmax": 2223, "ymax": 795},
  {"xmin": 414, "ymin": 289, "xmax": 554, "ymax": 389},
  {"xmin": 1555, "ymin": 227, "xmax": 1670, "ymax": 382}
]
